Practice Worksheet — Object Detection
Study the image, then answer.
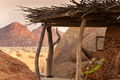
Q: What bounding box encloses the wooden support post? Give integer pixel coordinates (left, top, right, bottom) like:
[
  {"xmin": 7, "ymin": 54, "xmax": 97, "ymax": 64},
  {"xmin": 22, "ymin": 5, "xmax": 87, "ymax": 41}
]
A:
[
  {"xmin": 76, "ymin": 19, "xmax": 86, "ymax": 80},
  {"xmin": 35, "ymin": 24, "xmax": 46, "ymax": 80},
  {"xmin": 46, "ymin": 26, "xmax": 54, "ymax": 78}
]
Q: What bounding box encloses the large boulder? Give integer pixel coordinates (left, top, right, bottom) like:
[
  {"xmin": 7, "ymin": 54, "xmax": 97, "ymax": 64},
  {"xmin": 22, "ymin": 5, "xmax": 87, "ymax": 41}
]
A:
[
  {"xmin": 52, "ymin": 61, "xmax": 89, "ymax": 78},
  {"xmin": 0, "ymin": 50, "xmax": 38, "ymax": 80},
  {"xmin": 53, "ymin": 27, "xmax": 106, "ymax": 78},
  {"xmin": 53, "ymin": 27, "xmax": 106, "ymax": 64}
]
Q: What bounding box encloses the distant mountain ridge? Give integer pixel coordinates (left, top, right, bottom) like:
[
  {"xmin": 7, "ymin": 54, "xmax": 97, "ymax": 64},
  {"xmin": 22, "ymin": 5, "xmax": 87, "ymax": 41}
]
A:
[{"xmin": 0, "ymin": 22, "xmax": 63, "ymax": 47}]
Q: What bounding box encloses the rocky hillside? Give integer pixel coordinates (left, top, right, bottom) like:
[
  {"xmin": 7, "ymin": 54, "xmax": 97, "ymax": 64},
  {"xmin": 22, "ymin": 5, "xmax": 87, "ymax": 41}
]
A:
[
  {"xmin": 0, "ymin": 50, "xmax": 38, "ymax": 80},
  {"xmin": 0, "ymin": 22, "xmax": 34, "ymax": 46},
  {"xmin": 0, "ymin": 22, "xmax": 63, "ymax": 47}
]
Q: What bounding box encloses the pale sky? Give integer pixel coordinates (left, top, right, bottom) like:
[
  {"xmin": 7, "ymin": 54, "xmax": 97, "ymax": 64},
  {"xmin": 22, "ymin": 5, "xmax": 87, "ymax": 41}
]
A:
[{"xmin": 0, "ymin": 0, "xmax": 73, "ymax": 32}]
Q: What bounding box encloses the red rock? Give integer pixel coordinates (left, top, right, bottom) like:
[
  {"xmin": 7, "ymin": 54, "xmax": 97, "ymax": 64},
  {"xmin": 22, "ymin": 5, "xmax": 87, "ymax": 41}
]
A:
[
  {"xmin": 0, "ymin": 50, "xmax": 38, "ymax": 80},
  {"xmin": 52, "ymin": 61, "xmax": 89, "ymax": 78},
  {"xmin": 0, "ymin": 22, "xmax": 34, "ymax": 46}
]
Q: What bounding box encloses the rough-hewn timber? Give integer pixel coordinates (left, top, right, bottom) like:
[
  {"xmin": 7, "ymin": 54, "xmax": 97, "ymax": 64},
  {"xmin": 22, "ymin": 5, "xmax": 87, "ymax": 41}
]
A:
[
  {"xmin": 47, "ymin": 26, "xmax": 54, "ymax": 77},
  {"xmin": 35, "ymin": 24, "xmax": 46, "ymax": 80}
]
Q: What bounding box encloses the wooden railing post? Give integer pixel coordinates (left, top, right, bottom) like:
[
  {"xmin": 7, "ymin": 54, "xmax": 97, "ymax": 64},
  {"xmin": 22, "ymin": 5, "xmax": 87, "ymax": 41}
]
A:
[
  {"xmin": 46, "ymin": 26, "xmax": 54, "ymax": 78},
  {"xmin": 76, "ymin": 19, "xmax": 86, "ymax": 80},
  {"xmin": 35, "ymin": 23, "xmax": 46, "ymax": 80}
]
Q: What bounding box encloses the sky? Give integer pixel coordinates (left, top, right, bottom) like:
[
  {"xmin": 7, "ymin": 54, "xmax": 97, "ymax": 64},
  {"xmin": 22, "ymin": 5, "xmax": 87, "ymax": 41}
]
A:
[{"xmin": 0, "ymin": 0, "xmax": 73, "ymax": 32}]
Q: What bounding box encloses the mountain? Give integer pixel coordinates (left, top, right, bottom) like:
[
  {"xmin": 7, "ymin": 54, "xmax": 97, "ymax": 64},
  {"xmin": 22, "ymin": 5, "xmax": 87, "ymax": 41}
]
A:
[
  {"xmin": 0, "ymin": 22, "xmax": 34, "ymax": 46},
  {"xmin": 0, "ymin": 22, "xmax": 63, "ymax": 47}
]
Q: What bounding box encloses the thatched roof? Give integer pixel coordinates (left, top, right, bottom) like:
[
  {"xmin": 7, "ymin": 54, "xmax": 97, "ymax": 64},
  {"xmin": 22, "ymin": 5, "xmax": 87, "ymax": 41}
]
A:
[{"xmin": 21, "ymin": 0, "xmax": 120, "ymax": 27}]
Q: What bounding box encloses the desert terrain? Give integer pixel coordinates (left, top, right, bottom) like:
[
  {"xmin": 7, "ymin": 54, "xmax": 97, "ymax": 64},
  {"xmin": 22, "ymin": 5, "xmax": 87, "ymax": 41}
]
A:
[{"xmin": 0, "ymin": 47, "xmax": 48, "ymax": 74}]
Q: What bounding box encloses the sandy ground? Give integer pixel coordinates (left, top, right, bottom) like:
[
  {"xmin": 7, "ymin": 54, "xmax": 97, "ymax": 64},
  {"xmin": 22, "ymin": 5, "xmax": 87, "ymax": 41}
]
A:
[
  {"xmin": 0, "ymin": 47, "xmax": 48, "ymax": 74},
  {"xmin": 0, "ymin": 47, "xmax": 83, "ymax": 80}
]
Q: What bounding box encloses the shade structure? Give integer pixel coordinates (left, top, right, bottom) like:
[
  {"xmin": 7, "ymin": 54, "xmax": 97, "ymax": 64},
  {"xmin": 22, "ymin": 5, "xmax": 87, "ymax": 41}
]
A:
[
  {"xmin": 21, "ymin": 0, "xmax": 120, "ymax": 27},
  {"xmin": 21, "ymin": 0, "xmax": 120, "ymax": 80}
]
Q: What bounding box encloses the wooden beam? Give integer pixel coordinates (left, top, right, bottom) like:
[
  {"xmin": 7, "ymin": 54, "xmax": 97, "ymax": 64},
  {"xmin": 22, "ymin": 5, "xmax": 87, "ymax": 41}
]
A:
[
  {"xmin": 76, "ymin": 19, "xmax": 86, "ymax": 80},
  {"xmin": 37, "ymin": 12, "xmax": 120, "ymax": 23},
  {"xmin": 46, "ymin": 26, "xmax": 54, "ymax": 77},
  {"xmin": 35, "ymin": 24, "xmax": 46, "ymax": 80},
  {"xmin": 47, "ymin": 20, "xmax": 120, "ymax": 27},
  {"xmin": 31, "ymin": 12, "xmax": 120, "ymax": 27}
]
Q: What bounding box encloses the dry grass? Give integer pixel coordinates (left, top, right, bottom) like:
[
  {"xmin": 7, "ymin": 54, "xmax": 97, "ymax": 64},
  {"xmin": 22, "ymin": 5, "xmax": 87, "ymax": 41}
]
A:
[
  {"xmin": 28, "ymin": 55, "xmax": 34, "ymax": 59},
  {"xmin": 16, "ymin": 53, "xmax": 22, "ymax": 58}
]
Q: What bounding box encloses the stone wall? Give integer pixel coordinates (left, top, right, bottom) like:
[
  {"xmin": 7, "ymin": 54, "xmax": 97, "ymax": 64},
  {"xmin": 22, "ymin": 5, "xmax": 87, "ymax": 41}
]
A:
[{"xmin": 100, "ymin": 27, "xmax": 120, "ymax": 80}]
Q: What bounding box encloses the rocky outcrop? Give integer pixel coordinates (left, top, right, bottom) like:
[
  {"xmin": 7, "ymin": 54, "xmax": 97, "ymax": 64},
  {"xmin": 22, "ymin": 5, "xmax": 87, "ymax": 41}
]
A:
[
  {"xmin": 0, "ymin": 50, "xmax": 38, "ymax": 80},
  {"xmin": 53, "ymin": 27, "xmax": 106, "ymax": 78},
  {"xmin": 52, "ymin": 61, "xmax": 89, "ymax": 78},
  {"xmin": 53, "ymin": 27, "xmax": 106, "ymax": 64}
]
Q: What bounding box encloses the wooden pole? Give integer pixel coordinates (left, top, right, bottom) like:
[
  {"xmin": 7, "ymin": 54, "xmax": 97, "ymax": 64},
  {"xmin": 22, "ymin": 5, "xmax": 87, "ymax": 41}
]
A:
[
  {"xmin": 76, "ymin": 19, "xmax": 86, "ymax": 80},
  {"xmin": 46, "ymin": 26, "xmax": 54, "ymax": 77},
  {"xmin": 35, "ymin": 24, "xmax": 46, "ymax": 80}
]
